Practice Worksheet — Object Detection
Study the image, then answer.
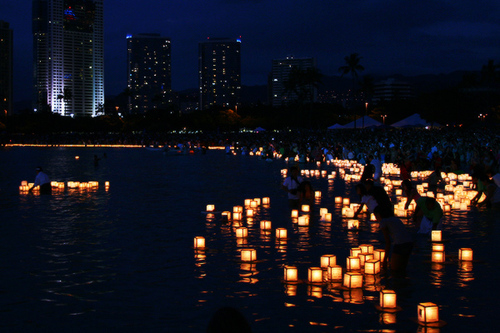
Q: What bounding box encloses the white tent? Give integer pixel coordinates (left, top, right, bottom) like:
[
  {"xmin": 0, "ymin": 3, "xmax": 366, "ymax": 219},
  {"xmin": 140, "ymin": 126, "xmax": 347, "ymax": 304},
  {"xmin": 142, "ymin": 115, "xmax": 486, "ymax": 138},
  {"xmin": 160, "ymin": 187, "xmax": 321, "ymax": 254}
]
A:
[
  {"xmin": 391, "ymin": 113, "xmax": 431, "ymax": 128},
  {"xmin": 254, "ymin": 127, "xmax": 266, "ymax": 132},
  {"xmin": 327, "ymin": 123, "xmax": 345, "ymax": 130},
  {"xmin": 343, "ymin": 116, "xmax": 383, "ymax": 129}
]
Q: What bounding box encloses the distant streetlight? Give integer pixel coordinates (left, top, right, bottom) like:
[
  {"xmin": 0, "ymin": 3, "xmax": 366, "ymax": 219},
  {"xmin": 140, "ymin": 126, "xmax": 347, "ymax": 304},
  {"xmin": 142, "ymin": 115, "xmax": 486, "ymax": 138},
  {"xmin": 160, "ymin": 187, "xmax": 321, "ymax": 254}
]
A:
[
  {"xmin": 478, "ymin": 113, "xmax": 487, "ymax": 121},
  {"xmin": 363, "ymin": 102, "xmax": 368, "ymax": 128},
  {"xmin": 382, "ymin": 114, "xmax": 387, "ymax": 124}
]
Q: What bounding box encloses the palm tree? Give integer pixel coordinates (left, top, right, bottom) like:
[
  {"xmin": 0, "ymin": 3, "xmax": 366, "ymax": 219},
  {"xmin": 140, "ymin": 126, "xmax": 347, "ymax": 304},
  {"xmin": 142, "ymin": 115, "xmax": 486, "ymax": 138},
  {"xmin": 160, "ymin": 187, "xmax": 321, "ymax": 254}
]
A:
[{"xmin": 339, "ymin": 53, "xmax": 364, "ymax": 128}]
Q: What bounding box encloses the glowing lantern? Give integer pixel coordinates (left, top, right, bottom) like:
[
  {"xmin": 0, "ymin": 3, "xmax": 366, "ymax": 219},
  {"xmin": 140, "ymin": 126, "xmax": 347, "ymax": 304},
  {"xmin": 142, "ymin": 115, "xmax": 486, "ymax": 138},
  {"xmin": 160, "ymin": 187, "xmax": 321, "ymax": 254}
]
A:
[
  {"xmin": 75, "ymin": 156, "xmax": 79, "ymax": 160},
  {"xmin": 262, "ymin": 197, "xmax": 270, "ymax": 205},
  {"xmin": 206, "ymin": 205, "xmax": 215, "ymax": 212},
  {"xmin": 335, "ymin": 197, "xmax": 343, "ymax": 204},
  {"xmin": 432, "ymin": 243, "xmax": 445, "ymax": 252},
  {"xmin": 315, "ymin": 191, "xmax": 321, "ymax": 198},
  {"xmin": 240, "ymin": 248, "xmax": 257, "ymax": 262},
  {"xmin": 364, "ymin": 259, "xmax": 381, "ymax": 274},
  {"xmin": 343, "ymin": 198, "xmax": 350, "ymax": 206},
  {"xmin": 346, "ymin": 256, "xmax": 361, "ymax": 271},
  {"xmin": 221, "ymin": 211, "xmax": 231, "ymax": 220},
  {"xmin": 301, "ymin": 204, "xmax": 310, "ymax": 212},
  {"xmin": 350, "ymin": 248, "xmax": 361, "ymax": 257},
  {"xmin": 298, "ymin": 215, "xmax": 309, "ymax": 226},
  {"xmin": 359, "ymin": 253, "xmax": 374, "ymax": 266},
  {"xmin": 343, "ymin": 272, "xmax": 363, "ymax": 288},
  {"xmin": 359, "ymin": 244, "xmax": 374, "ymax": 254},
  {"xmin": 276, "ymin": 228, "xmax": 287, "ymax": 239},
  {"xmin": 347, "ymin": 220, "xmax": 359, "ymax": 230},
  {"xmin": 233, "ymin": 212, "xmax": 242, "ymax": 220},
  {"xmin": 327, "ymin": 265, "xmax": 343, "ymax": 281},
  {"xmin": 236, "ymin": 227, "xmax": 248, "ymax": 238},
  {"xmin": 431, "ymin": 251, "xmax": 445, "ymax": 263},
  {"xmin": 233, "ymin": 206, "xmax": 243, "ymax": 213},
  {"xmin": 379, "ymin": 289, "xmax": 397, "ymax": 309},
  {"xmin": 418, "ymin": 302, "xmax": 439, "ymax": 324},
  {"xmin": 291, "ymin": 209, "xmax": 299, "ymax": 218},
  {"xmin": 319, "ymin": 208, "xmax": 328, "ymax": 216},
  {"xmin": 459, "ymin": 248, "xmax": 473, "ymax": 261},
  {"xmin": 194, "ymin": 236, "xmax": 205, "ymax": 249},
  {"xmin": 250, "ymin": 200, "xmax": 258, "ymax": 208},
  {"xmin": 431, "ymin": 230, "xmax": 442, "ymax": 242},
  {"xmin": 21, "ymin": 180, "xmax": 28, "ymax": 186},
  {"xmin": 443, "ymin": 204, "xmax": 451, "ymax": 213},
  {"xmin": 308, "ymin": 267, "xmax": 324, "ymax": 283},
  {"xmin": 320, "ymin": 254, "xmax": 336, "ymax": 268},
  {"xmin": 260, "ymin": 220, "xmax": 272, "ymax": 230},
  {"xmin": 395, "ymin": 189, "xmax": 403, "ymax": 196},
  {"xmin": 323, "ymin": 213, "xmax": 332, "ymax": 222},
  {"xmin": 244, "ymin": 199, "xmax": 252, "ymax": 207},
  {"xmin": 284, "ymin": 265, "xmax": 298, "ymax": 282},
  {"xmin": 246, "ymin": 209, "xmax": 254, "ymax": 217}
]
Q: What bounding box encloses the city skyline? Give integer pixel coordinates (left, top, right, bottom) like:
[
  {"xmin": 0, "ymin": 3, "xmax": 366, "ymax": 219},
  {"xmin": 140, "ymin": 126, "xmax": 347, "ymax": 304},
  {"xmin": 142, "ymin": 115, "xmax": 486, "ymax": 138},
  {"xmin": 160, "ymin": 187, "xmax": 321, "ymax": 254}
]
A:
[{"xmin": 2, "ymin": 0, "xmax": 500, "ymax": 103}]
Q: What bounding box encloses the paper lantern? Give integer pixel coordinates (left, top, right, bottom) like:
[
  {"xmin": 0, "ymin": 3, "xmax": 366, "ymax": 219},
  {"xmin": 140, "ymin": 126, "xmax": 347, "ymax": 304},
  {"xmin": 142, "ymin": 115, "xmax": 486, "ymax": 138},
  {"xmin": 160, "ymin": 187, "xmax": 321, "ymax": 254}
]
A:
[
  {"xmin": 308, "ymin": 267, "xmax": 324, "ymax": 283},
  {"xmin": 323, "ymin": 213, "xmax": 332, "ymax": 222},
  {"xmin": 359, "ymin": 244, "xmax": 374, "ymax": 254},
  {"xmin": 241, "ymin": 248, "xmax": 257, "ymax": 262},
  {"xmin": 206, "ymin": 204, "xmax": 215, "ymax": 212},
  {"xmin": 345, "ymin": 209, "xmax": 355, "ymax": 218},
  {"xmin": 250, "ymin": 200, "xmax": 258, "ymax": 208},
  {"xmin": 244, "ymin": 199, "xmax": 252, "ymax": 207},
  {"xmin": 262, "ymin": 197, "xmax": 270, "ymax": 205},
  {"xmin": 233, "ymin": 205, "xmax": 243, "ymax": 213},
  {"xmin": 276, "ymin": 228, "xmax": 287, "ymax": 239},
  {"xmin": 298, "ymin": 215, "xmax": 309, "ymax": 226},
  {"xmin": 431, "ymin": 230, "xmax": 442, "ymax": 242},
  {"xmin": 343, "ymin": 198, "xmax": 350, "ymax": 206},
  {"xmin": 364, "ymin": 259, "xmax": 381, "ymax": 274},
  {"xmin": 320, "ymin": 254, "xmax": 336, "ymax": 268},
  {"xmin": 395, "ymin": 189, "xmax": 403, "ymax": 196},
  {"xmin": 347, "ymin": 220, "xmax": 359, "ymax": 230},
  {"xmin": 236, "ymin": 227, "xmax": 248, "ymax": 238},
  {"xmin": 283, "ymin": 265, "xmax": 298, "ymax": 282},
  {"xmin": 432, "ymin": 243, "xmax": 445, "ymax": 252},
  {"xmin": 315, "ymin": 191, "xmax": 321, "ymax": 198},
  {"xmin": 301, "ymin": 204, "xmax": 310, "ymax": 212},
  {"xmin": 327, "ymin": 265, "xmax": 343, "ymax": 281},
  {"xmin": 194, "ymin": 236, "xmax": 205, "ymax": 249},
  {"xmin": 346, "ymin": 256, "xmax": 361, "ymax": 271},
  {"xmin": 431, "ymin": 251, "xmax": 445, "ymax": 263},
  {"xmin": 350, "ymin": 248, "xmax": 361, "ymax": 257},
  {"xmin": 291, "ymin": 209, "xmax": 299, "ymax": 218},
  {"xmin": 343, "ymin": 272, "xmax": 363, "ymax": 288},
  {"xmin": 380, "ymin": 289, "xmax": 397, "ymax": 309},
  {"xmin": 335, "ymin": 197, "xmax": 343, "ymax": 204},
  {"xmin": 359, "ymin": 253, "xmax": 374, "ymax": 267},
  {"xmin": 233, "ymin": 212, "xmax": 242, "ymax": 220},
  {"xmin": 319, "ymin": 208, "xmax": 328, "ymax": 216},
  {"xmin": 221, "ymin": 211, "xmax": 231, "ymax": 220},
  {"xmin": 459, "ymin": 248, "xmax": 473, "ymax": 261},
  {"xmin": 418, "ymin": 302, "xmax": 439, "ymax": 324},
  {"xmin": 246, "ymin": 209, "xmax": 254, "ymax": 217},
  {"xmin": 75, "ymin": 156, "xmax": 80, "ymax": 160}
]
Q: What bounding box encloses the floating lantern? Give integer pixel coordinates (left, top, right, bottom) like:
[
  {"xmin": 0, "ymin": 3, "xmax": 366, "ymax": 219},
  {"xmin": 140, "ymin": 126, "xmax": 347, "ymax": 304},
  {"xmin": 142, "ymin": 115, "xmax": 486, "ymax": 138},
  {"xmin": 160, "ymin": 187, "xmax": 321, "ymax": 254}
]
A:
[
  {"xmin": 276, "ymin": 228, "xmax": 287, "ymax": 239},
  {"xmin": 364, "ymin": 259, "xmax": 381, "ymax": 274},
  {"xmin": 233, "ymin": 205, "xmax": 243, "ymax": 213},
  {"xmin": 346, "ymin": 256, "xmax": 361, "ymax": 271},
  {"xmin": 319, "ymin": 208, "xmax": 328, "ymax": 216},
  {"xmin": 350, "ymin": 247, "xmax": 361, "ymax": 257},
  {"xmin": 260, "ymin": 220, "xmax": 272, "ymax": 230},
  {"xmin": 343, "ymin": 272, "xmax": 363, "ymax": 288},
  {"xmin": 250, "ymin": 200, "xmax": 258, "ymax": 208},
  {"xmin": 335, "ymin": 197, "xmax": 343, "ymax": 204},
  {"xmin": 75, "ymin": 156, "xmax": 79, "ymax": 160},
  {"xmin": 246, "ymin": 209, "xmax": 254, "ymax": 217},
  {"xmin": 359, "ymin": 244, "xmax": 374, "ymax": 254},
  {"xmin": 236, "ymin": 227, "xmax": 248, "ymax": 238},
  {"xmin": 308, "ymin": 267, "xmax": 324, "ymax": 283},
  {"xmin": 21, "ymin": 180, "xmax": 28, "ymax": 186},
  {"xmin": 206, "ymin": 204, "xmax": 215, "ymax": 212},
  {"xmin": 262, "ymin": 197, "xmax": 270, "ymax": 205},
  {"xmin": 431, "ymin": 230, "xmax": 442, "ymax": 242},
  {"xmin": 459, "ymin": 248, "xmax": 473, "ymax": 261},
  {"xmin": 221, "ymin": 211, "xmax": 231, "ymax": 220},
  {"xmin": 233, "ymin": 212, "xmax": 242, "ymax": 220},
  {"xmin": 194, "ymin": 236, "xmax": 205, "ymax": 249},
  {"xmin": 291, "ymin": 209, "xmax": 299, "ymax": 218},
  {"xmin": 347, "ymin": 220, "xmax": 359, "ymax": 230},
  {"xmin": 431, "ymin": 251, "xmax": 445, "ymax": 263},
  {"xmin": 432, "ymin": 243, "xmax": 445, "ymax": 252},
  {"xmin": 359, "ymin": 253, "xmax": 374, "ymax": 266},
  {"xmin": 284, "ymin": 265, "xmax": 298, "ymax": 282},
  {"xmin": 418, "ymin": 302, "xmax": 439, "ymax": 324},
  {"xmin": 343, "ymin": 198, "xmax": 350, "ymax": 206},
  {"xmin": 395, "ymin": 189, "xmax": 403, "ymax": 196},
  {"xmin": 301, "ymin": 204, "xmax": 310, "ymax": 212},
  {"xmin": 315, "ymin": 191, "xmax": 321, "ymax": 198},
  {"xmin": 298, "ymin": 215, "xmax": 309, "ymax": 226},
  {"xmin": 327, "ymin": 265, "xmax": 343, "ymax": 281},
  {"xmin": 320, "ymin": 254, "xmax": 336, "ymax": 268},
  {"xmin": 241, "ymin": 248, "xmax": 257, "ymax": 262},
  {"xmin": 244, "ymin": 199, "xmax": 252, "ymax": 207},
  {"xmin": 323, "ymin": 213, "xmax": 332, "ymax": 222},
  {"xmin": 379, "ymin": 289, "xmax": 397, "ymax": 309}
]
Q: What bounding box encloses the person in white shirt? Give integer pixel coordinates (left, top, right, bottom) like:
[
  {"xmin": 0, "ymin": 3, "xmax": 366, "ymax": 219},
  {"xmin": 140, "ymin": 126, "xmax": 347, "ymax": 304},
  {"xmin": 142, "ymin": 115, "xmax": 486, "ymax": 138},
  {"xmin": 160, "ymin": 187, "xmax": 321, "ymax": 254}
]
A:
[
  {"xmin": 282, "ymin": 165, "xmax": 303, "ymax": 209},
  {"xmin": 29, "ymin": 166, "xmax": 51, "ymax": 195}
]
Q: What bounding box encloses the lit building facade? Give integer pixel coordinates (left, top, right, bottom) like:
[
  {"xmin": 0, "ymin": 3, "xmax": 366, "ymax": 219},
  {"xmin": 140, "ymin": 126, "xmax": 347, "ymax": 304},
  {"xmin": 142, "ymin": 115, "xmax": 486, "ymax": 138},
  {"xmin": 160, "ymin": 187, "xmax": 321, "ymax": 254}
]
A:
[
  {"xmin": 198, "ymin": 38, "xmax": 241, "ymax": 110},
  {"xmin": 372, "ymin": 78, "xmax": 413, "ymax": 104},
  {"xmin": 126, "ymin": 33, "xmax": 172, "ymax": 114},
  {"xmin": 33, "ymin": 0, "xmax": 104, "ymax": 117},
  {"xmin": 270, "ymin": 56, "xmax": 316, "ymax": 107},
  {"xmin": 0, "ymin": 21, "xmax": 13, "ymax": 116}
]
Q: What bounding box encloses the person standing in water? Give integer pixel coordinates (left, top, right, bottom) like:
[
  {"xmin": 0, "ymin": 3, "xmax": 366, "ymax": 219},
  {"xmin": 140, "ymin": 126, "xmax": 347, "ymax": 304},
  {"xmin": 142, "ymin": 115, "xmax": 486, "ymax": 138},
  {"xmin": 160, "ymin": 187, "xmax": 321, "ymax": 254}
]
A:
[{"xmin": 29, "ymin": 166, "xmax": 51, "ymax": 195}]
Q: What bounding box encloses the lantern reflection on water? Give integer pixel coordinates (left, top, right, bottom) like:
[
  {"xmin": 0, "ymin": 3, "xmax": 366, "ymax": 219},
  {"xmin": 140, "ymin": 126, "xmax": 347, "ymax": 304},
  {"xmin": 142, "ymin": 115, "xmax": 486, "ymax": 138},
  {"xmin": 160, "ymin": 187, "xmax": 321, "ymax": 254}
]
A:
[
  {"xmin": 432, "ymin": 243, "xmax": 445, "ymax": 252},
  {"xmin": 459, "ymin": 248, "xmax": 473, "ymax": 261},
  {"xmin": 418, "ymin": 302, "xmax": 439, "ymax": 324}
]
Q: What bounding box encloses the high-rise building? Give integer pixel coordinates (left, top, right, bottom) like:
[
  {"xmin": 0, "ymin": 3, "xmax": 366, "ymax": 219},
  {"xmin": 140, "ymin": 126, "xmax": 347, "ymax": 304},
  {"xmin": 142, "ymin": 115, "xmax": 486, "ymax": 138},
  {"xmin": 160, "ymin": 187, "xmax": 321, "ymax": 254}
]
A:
[
  {"xmin": 0, "ymin": 21, "xmax": 13, "ymax": 116},
  {"xmin": 126, "ymin": 33, "xmax": 172, "ymax": 114},
  {"xmin": 198, "ymin": 38, "xmax": 241, "ymax": 110},
  {"xmin": 270, "ymin": 56, "xmax": 317, "ymax": 107},
  {"xmin": 372, "ymin": 78, "xmax": 413, "ymax": 104},
  {"xmin": 32, "ymin": 0, "xmax": 104, "ymax": 117}
]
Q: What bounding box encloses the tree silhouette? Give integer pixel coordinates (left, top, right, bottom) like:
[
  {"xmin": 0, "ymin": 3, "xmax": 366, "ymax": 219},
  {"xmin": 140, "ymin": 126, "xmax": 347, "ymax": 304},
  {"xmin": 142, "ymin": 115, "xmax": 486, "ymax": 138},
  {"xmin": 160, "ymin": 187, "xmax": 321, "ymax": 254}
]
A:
[{"xmin": 339, "ymin": 53, "xmax": 364, "ymax": 128}]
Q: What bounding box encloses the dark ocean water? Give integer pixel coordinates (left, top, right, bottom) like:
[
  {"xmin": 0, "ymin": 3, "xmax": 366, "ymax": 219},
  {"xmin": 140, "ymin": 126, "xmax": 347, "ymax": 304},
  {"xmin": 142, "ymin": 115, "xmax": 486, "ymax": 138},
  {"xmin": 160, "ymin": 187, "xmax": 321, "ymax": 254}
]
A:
[{"xmin": 0, "ymin": 147, "xmax": 498, "ymax": 333}]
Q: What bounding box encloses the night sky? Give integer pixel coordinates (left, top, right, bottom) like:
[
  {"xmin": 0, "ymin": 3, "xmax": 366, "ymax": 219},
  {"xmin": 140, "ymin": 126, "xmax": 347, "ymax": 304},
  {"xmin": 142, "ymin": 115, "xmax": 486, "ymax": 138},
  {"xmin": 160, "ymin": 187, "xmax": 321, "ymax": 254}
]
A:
[{"xmin": 3, "ymin": 0, "xmax": 500, "ymax": 102}]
